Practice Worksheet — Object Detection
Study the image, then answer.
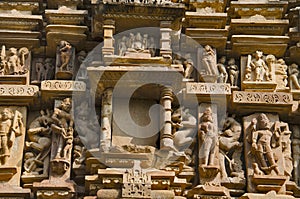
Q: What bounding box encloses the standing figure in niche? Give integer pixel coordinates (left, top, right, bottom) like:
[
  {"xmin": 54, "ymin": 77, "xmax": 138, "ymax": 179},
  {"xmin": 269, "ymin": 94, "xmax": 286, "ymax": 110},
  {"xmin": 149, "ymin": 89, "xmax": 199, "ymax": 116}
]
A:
[
  {"xmin": 0, "ymin": 108, "xmax": 23, "ymax": 165},
  {"xmin": 217, "ymin": 56, "xmax": 228, "ymax": 83},
  {"xmin": 227, "ymin": 58, "xmax": 239, "ymax": 87},
  {"xmin": 59, "ymin": 41, "xmax": 72, "ymax": 72},
  {"xmin": 250, "ymin": 113, "xmax": 280, "ymax": 175},
  {"xmin": 44, "ymin": 58, "xmax": 55, "ymax": 80},
  {"xmin": 288, "ymin": 63, "xmax": 300, "ymax": 89},
  {"xmin": 7, "ymin": 47, "xmax": 20, "ymax": 74},
  {"xmin": 249, "ymin": 51, "xmax": 270, "ymax": 82},
  {"xmin": 202, "ymin": 45, "xmax": 217, "ymax": 75},
  {"xmin": 35, "ymin": 58, "xmax": 45, "ymax": 82},
  {"xmin": 198, "ymin": 107, "xmax": 218, "ymax": 166}
]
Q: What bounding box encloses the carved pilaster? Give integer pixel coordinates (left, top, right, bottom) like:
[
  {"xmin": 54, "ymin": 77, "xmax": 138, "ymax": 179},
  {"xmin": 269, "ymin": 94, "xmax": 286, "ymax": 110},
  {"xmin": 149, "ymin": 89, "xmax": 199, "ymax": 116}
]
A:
[
  {"xmin": 102, "ymin": 19, "xmax": 115, "ymax": 57},
  {"xmin": 160, "ymin": 21, "xmax": 172, "ymax": 58}
]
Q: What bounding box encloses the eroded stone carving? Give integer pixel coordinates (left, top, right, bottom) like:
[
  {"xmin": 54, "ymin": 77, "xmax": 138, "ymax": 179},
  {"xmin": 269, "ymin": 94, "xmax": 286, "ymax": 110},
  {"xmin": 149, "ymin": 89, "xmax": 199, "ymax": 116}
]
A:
[{"xmin": 0, "ymin": 45, "xmax": 29, "ymax": 75}]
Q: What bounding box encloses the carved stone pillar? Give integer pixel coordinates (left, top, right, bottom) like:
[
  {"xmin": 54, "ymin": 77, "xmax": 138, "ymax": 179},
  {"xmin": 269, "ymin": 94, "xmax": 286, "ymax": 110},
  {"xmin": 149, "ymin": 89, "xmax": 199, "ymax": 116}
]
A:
[
  {"xmin": 160, "ymin": 86, "xmax": 174, "ymax": 150},
  {"xmin": 102, "ymin": 19, "xmax": 115, "ymax": 57},
  {"xmin": 100, "ymin": 88, "xmax": 113, "ymax": 152},
  {"xmin": 160, "ymin": 21, "xmax": 172, "ymax": 58}
]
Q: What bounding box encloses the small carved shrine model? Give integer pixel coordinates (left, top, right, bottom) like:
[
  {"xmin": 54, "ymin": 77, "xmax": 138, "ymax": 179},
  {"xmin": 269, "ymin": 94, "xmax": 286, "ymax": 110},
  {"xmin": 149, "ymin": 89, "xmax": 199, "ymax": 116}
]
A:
[{"xmin": 2, "ymin": 0, "xmax": 300, "ymax": 199}]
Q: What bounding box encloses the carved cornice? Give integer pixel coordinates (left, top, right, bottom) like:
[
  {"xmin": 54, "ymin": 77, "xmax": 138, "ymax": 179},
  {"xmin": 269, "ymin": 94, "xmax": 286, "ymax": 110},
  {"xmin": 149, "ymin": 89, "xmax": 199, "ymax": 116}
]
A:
[
  {"xmin": 0, "ymin": 2, "xmax": 39, "ymax": 13},
  {"xmin": 45, "ymin": 9, "xmax": 88, "ymax": 25},
  {"xmin": 229, "ymin": 1, "xmax": 288, "ymax": 19},
  {"xmin": 0, "ymin": 14, "xmax": 42, "ymax": 31},
  {"xmin": 94, "ymin": 3, "xmax": 185, "ymax": 20}
]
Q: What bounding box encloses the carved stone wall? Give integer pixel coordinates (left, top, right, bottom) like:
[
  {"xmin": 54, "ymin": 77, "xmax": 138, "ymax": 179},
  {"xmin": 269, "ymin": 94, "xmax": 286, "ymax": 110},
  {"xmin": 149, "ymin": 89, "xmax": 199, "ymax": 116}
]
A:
[{"xmin": 2, "ymin": 0, "xmax": 300, "ymax": 199}]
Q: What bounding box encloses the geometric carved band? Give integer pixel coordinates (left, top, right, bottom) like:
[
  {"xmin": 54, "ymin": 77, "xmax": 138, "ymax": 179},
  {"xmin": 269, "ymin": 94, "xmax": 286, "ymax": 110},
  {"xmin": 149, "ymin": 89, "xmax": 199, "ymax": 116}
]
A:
[{"xmin": 233, "ymin": 91, "xmax": 293, "ymax": 105}]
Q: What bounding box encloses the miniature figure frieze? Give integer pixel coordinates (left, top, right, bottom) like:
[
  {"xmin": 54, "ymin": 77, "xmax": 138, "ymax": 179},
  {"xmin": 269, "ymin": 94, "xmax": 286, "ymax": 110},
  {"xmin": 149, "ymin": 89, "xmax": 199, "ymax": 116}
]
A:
[
  {"xmin": 227, "ymin": 58, "xmax": 239, "ymax": 87},
  {"xmin": 32, "ymin": 58, "xmax": 55, "ymax": 83},
  {"xmin": 198, "ymin": 45, "xmax": 219, "ymax": 83},
  {"xmin": 50, "ymin": 98, "xmax": 74, "ymax": 176},
  {"xmin": 243, "ymin": 113, "xmax": 293, "ymax": 193},
  {"xmin": 56, "ymin": 41, "xmax": 75, "ymax": 80},
  {"xmin": 219, "ymin": 116, "xmax": 245, "ymax": 185},
  {"xmin": 0, "ymin": 108, "xmax": 23, "ymax": 165},
  {"xmin": 0, "ymin": 45, "xmax": 30, "ymax": 75},
  {"xmin": 23, "ymin": 110, "xmax": 53, "ymax": 177},
  {"xmin": 117, "ymin": 33, "xmax": 157, "ymax": 57}
]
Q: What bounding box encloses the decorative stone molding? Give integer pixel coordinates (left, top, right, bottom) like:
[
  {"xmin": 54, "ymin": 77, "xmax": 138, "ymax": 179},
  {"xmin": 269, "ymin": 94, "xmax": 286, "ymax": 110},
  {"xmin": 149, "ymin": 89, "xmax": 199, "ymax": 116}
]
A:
[
  {"xmin": 0, "ymin": 85, "xmax": 38, "ymax": 96},
  {"xmin": 186, "ymin": 82, "xmax": 231, "ymax": 95},
  {"xmin": 233, "ymin": 91, "xmax": 293, "ymax": 105},
  {"xmin": 41, "ymin": 80, "xmax": 86, "ymax": 92}
]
